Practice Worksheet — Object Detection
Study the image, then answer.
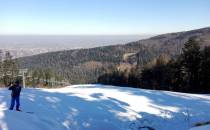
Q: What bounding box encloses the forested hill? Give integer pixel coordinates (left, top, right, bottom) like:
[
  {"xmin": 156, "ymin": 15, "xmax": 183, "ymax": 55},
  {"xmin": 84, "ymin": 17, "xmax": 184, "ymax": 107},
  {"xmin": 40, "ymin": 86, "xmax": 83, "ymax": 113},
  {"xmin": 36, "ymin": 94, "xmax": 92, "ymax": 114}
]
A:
[{"xmin": 17, "ymin": 27, "xmax": 210, "ymax": 84}]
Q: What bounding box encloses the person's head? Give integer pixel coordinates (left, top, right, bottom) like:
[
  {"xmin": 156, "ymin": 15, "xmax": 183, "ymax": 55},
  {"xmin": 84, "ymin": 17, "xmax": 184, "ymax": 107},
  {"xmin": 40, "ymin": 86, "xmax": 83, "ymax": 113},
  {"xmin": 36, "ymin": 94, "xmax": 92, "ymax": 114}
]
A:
[{"xmin": 15, "ymin": 80, "xmax": 20, "ymax": 86}]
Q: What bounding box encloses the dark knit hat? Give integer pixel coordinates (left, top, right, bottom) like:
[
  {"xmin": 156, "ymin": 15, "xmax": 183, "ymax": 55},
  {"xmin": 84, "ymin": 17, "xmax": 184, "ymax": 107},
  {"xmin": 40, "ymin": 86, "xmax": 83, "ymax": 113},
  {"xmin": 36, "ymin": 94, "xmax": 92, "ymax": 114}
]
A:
[{"xmin": 15, "ymin": 80, "xmax": 20, "ymax": 85}]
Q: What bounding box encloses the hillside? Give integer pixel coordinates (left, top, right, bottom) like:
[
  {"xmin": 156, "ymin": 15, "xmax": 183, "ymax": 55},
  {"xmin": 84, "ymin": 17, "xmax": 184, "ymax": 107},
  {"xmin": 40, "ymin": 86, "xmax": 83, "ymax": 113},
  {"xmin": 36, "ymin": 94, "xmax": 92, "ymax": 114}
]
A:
[
  {"xmin": 17, "ymin": 27, "xmax": 210, "ymax": 84},
  {"xmin": 1, "ymin": 84, "xmax": 210, "ymax": 130}
]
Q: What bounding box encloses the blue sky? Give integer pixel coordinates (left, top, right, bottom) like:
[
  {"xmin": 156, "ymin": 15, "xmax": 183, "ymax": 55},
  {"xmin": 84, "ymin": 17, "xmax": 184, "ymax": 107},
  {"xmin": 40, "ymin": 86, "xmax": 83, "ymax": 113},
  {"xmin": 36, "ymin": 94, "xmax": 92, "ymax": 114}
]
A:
[{"xmin": 0, "ymin": 0, "xmax": 210, "ymax": 35}]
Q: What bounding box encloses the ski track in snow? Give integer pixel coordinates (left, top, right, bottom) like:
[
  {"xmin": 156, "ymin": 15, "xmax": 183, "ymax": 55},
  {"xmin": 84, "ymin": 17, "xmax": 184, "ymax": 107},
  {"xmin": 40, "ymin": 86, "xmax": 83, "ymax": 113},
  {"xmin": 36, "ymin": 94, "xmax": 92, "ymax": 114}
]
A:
[{"xmin": 0, "ymin": 84, "xmax": 210, "ymax": 130}]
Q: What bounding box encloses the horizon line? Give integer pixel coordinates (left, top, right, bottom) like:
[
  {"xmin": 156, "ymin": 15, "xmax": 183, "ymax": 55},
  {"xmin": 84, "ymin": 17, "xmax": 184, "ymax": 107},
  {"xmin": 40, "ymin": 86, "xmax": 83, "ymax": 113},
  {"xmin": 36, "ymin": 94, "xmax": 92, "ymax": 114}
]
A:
[{"xmin": 0, "ymin": 26, "xmax": 209, "ymax": 36}]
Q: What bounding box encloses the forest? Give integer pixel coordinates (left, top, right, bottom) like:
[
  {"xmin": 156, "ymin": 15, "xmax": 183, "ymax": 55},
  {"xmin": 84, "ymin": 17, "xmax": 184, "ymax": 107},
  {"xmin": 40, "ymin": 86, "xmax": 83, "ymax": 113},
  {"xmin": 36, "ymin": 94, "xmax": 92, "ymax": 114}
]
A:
[{"xmin": 98, "ymin": 38, "xmax": 210, "ymax": 93}]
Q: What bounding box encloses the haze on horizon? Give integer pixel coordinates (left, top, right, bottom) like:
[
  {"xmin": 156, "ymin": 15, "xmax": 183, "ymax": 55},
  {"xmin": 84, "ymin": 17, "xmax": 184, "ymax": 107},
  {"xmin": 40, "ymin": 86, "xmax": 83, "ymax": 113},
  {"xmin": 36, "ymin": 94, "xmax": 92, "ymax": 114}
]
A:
[{"xmin": 0, "ymin": 34, "xmax": 152, "ymax": 58}]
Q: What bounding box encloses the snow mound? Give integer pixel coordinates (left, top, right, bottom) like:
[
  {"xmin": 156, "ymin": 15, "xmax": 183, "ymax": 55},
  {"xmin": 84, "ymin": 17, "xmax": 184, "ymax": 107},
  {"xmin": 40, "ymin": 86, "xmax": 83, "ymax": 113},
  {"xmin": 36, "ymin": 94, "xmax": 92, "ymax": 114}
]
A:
[{"xmin": 0, "ymin": 84, "xmax": 210, "ymax": 130}]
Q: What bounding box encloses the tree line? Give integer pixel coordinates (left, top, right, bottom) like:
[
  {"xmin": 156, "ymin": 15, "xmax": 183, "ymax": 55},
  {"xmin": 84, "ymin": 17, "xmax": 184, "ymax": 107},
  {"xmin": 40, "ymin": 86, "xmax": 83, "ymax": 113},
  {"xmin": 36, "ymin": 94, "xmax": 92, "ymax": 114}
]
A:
[
  {"xmin": 26, "ymin": 68, "xmax": 68, "ymax": 87},
  {"xmin": 0, "ymin": 51, "xmax": 66, "ymax": 87},
  {"xmin": 0, "ymin": 51, "xmax": 19, "ymax": 86},
  {"xmin": 98, "ymin": 38, "xmax": 210, "ymax": 93}
]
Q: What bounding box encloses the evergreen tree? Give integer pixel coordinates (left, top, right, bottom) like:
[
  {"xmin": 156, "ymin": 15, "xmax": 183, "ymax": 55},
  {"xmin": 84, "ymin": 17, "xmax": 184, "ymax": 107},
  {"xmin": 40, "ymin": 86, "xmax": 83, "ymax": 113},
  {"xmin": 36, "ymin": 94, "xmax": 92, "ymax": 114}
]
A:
[
  {"xmin": 181, "ymin": 37, "xmax": 201, "ymax": 92},
  {"xmin": 140, "ymin": 54, "xmax": 171, "ymax": 90},
  {"xmin": 200, "ymin": 46, "xmax": 210, "ymax": 92},
  {"xmin": 127, "ymin": 67, "xmax": 141, "ymax": 87},
  {"xmin": 2, "ymin": 51, "xmax": 19, "ymax": 86},
  {"xmin": 167, "ymin": 58, "xmax": 187, "ymax": 92}
]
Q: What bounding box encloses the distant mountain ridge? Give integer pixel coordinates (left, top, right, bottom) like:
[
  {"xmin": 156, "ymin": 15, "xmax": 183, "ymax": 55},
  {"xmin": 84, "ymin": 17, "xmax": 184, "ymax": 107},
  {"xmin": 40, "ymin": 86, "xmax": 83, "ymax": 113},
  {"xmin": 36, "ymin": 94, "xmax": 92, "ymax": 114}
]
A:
[{"xmin": 17, "ymin": 27, "xmax": 210, "ymax": 84}]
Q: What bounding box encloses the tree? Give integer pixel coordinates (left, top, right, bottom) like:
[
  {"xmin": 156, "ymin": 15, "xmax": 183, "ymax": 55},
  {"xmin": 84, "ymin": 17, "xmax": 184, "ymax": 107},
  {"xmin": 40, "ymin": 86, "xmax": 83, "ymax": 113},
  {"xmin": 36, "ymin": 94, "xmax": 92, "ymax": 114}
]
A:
[
  {"xmin": 156, "ymin": 53, "xmax": 171, "ymax": 66},
  {"xmin": 167, "ymin": 58, "xmax": 187, "ymax": 92},
  {"xmin": 140, "ymin": 54, "xmax": 171, "ymax": 90},
  {"xmin": 127, "ymin": 67, "xmax": 141, "ymax": 87},
  {"xmin": 2, "ymin": 51, "xmax": 19, "ymax": 86},
  {"xmin": 200, "ymin": 46, "xmax": 210, "ymax": 93},
  {"xmin": 181, "ymin": 37, "xmax": 201, "ymax": 92}
]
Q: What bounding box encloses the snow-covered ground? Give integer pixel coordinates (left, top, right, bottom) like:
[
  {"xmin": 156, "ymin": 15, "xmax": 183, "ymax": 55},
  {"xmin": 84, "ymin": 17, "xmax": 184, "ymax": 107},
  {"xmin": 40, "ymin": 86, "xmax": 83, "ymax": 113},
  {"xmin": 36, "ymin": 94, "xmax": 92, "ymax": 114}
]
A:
[
  {"xmin": 0, "ymin": 84, "xmax": 210, "ymax": 130},
  {"xmin": 190, "ymin": 125, "xmax": 210, "ymax": 130}
]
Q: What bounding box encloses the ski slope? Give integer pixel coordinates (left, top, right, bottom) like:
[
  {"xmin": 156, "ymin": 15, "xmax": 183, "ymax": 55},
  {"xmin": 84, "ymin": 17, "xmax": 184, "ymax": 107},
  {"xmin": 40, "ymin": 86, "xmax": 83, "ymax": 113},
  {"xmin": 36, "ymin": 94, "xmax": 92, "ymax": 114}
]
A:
[
  {"xmin": 0, "ymin": 84, "xmax": 210, "ymax": 130},
  {"xmin": 190, "ymin": 125, "xmax": 210, "ymax": 130}
]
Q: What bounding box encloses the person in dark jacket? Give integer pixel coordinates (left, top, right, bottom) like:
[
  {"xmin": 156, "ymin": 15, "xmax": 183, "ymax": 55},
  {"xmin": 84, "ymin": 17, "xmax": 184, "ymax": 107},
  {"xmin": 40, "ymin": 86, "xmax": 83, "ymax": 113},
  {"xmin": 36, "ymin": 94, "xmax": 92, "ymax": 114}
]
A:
[{"xmin": 8, "ymin": 80, "xmax": 22, "ymax": 111}]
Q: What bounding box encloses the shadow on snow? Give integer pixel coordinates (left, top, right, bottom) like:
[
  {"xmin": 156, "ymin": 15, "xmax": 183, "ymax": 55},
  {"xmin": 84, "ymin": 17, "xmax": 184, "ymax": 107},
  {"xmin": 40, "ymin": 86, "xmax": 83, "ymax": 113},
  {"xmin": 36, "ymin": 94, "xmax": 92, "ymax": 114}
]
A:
[{"xmin": 0, "ymin": 85, "xmax": 210, "ymax": 130}]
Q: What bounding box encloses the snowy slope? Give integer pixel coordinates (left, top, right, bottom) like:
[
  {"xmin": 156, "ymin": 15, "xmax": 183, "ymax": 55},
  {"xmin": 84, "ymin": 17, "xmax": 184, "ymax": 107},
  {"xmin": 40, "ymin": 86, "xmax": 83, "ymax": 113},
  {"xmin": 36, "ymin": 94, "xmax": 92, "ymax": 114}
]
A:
[
  {"xmin": 0, "ymin": 84, "xmax": 210, "ymax": 130},
  {"xmin": 190, "ymin": 125, "xmax": 210, "ymax": 130}
]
